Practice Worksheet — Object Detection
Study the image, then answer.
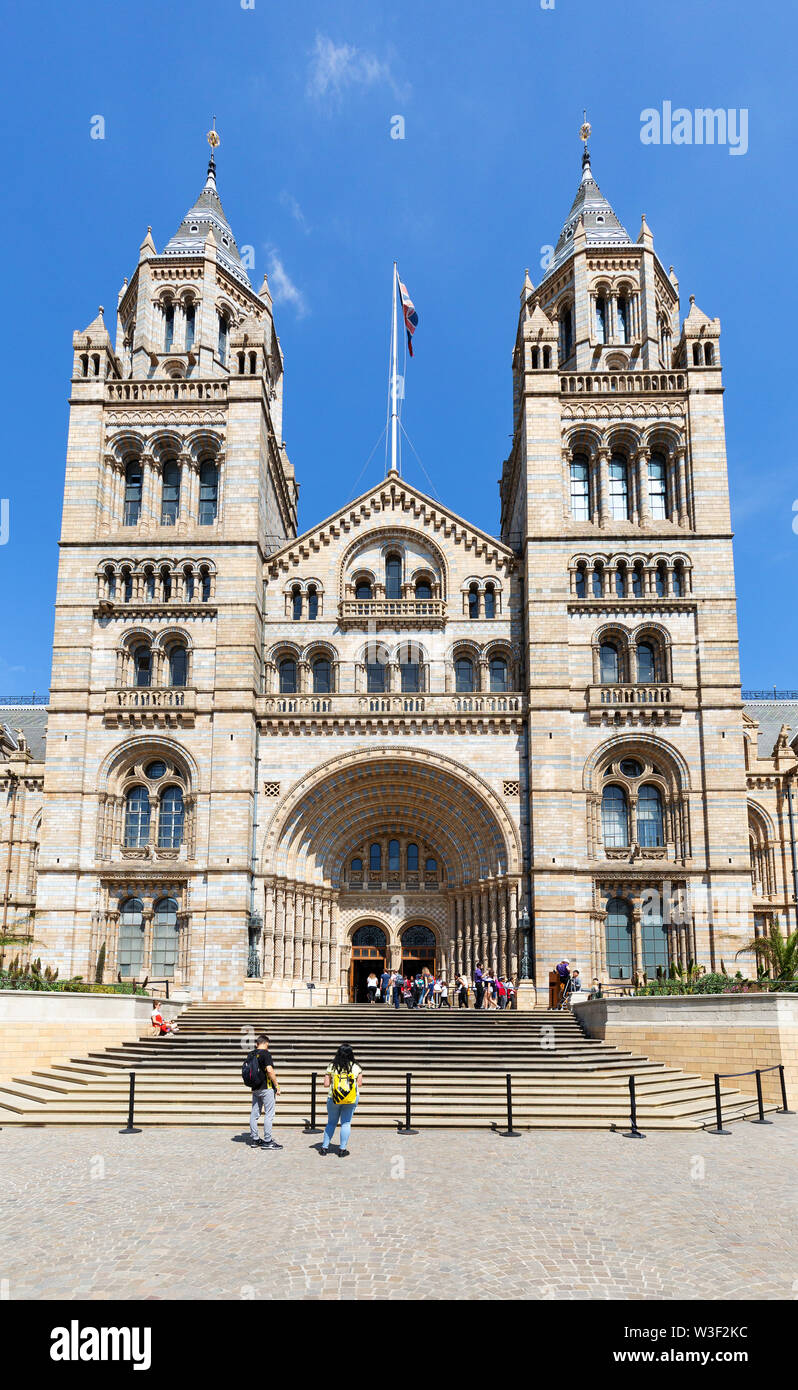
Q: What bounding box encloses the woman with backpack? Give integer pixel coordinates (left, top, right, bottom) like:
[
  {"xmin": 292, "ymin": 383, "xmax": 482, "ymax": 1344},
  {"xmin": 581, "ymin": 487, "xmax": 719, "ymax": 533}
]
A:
[{"xmin": 320, "ymin": 1043, "xmax": 363, "ymax": 1158}]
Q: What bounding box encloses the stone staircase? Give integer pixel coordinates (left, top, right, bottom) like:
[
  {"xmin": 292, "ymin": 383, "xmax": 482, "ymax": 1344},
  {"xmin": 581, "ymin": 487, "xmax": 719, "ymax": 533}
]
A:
[{"xmin": 0, "ymin": 1003, "xmax": 773, "ymax": 1130}]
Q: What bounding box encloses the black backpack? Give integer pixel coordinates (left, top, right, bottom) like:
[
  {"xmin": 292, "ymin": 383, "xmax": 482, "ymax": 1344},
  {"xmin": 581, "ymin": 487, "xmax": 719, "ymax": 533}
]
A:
[{"xmin": 241, "ymin": 1051, "xmax": 264, "ymax": 1089}]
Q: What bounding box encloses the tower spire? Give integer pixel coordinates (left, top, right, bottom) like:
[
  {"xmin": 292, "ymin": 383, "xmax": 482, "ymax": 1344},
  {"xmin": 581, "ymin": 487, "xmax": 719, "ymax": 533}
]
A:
[{"xmin": 206, "ymin": 117, "xmax": 220, "ymax": 187}]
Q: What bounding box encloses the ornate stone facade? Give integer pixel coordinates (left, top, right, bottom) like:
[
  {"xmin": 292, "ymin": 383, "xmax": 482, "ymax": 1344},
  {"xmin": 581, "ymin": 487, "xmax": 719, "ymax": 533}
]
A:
[{"xmin": 2, "ymin": 142, "xmax": 796, "ymax": 1001}]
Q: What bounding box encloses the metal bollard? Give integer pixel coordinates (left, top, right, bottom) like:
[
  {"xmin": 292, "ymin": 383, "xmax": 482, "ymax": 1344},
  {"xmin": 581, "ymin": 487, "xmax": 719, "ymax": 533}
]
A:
[
  {"xmin": 397, "ymin": 1070, "xmax": 417, "ymax": 1134},
  {"xmin": 710, "ymin": 1074, "xmax": 731, "ymax": 1135},
  {"xmin": 499, "ymin": 1071, "xmax": 521, "ymax": 1138},
  {"xmin": 778, "ymin": 1064, "xmax": 795, "ymax": 1114},
  {"xmin": 304, "ymin": 1071, "xmax": 322, "ymax": 1133},
  {"xmin": 623, "ymin": 1073, "xmax": 645, "ymax": 1139},
  {"xmin": 751, "ymin": 1068, "xmax": 772, "ymax": 1125},
  {"xmin": 119, "ymin": 1071, "xmax": 141, "ymax": 1134}
]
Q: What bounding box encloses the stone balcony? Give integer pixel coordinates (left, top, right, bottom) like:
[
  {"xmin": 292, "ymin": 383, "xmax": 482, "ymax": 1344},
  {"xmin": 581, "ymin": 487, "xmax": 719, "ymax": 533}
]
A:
[
  {"xmin": 105, "ymin": 379, "xmax": 228, "ymax": 406},
  {"xmin": 337, "ymin": 598, "xmax": 447, "ymax": 629},
  {"xmin": 103, "ymin": 687, "xmax": 196, "ymax": 728},
  {"xmin": 258, "ymin": 690, "xmax": 524, "ymax": 730},
  {"xmin": 587, "ymin": 683, "xmax": 683, "ymax": 727}
]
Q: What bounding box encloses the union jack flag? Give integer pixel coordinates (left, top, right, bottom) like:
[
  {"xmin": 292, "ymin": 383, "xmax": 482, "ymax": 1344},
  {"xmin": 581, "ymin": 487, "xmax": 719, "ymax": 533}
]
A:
[{"xmin": 399, "ymin": 278, "xmax": 418, "ymax": 356}]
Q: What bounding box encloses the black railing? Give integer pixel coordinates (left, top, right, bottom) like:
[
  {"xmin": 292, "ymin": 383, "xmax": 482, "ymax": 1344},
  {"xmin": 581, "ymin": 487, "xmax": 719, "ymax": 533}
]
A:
[{"xmin": 710, "ymin": 1063, "xmax": 794, "ymax": 1134}]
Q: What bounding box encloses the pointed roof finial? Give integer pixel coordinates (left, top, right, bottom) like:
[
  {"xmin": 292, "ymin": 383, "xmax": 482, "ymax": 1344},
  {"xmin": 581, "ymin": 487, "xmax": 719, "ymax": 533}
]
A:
[
  {"xmin": 580, "ymin": 110, "xmax": 592, "ymax": 174},
  {"xmin": 206, "ymin": 116, "xmax": 220, "ymax": 184}
]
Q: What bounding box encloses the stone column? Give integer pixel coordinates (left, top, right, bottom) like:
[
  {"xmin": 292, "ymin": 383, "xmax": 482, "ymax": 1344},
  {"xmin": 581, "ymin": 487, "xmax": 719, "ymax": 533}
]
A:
[
  {"xmin": 508, "ymin": 884, "xmax": 519, "ymax": 977},
  {"xmin": 498, "ymin": 885, "xmax": 508, "ymax": 977},
  {"xmin": 312, "ymin": 893, "xmax": 322, "ymax": 981},
  {"xmin": 263, "ymin": 880, "xmax": 275, "ymax": 978},
  {"xmin": 675, "ymin": 447, "xmax": 689, "ymax": 527},
  {"xmin": 636, "ymin": 448, "xmax": 651, "ymax": 524},
  {"xmin": 632, "ymin": 905, "xmax": 643, "ymax": 984},
  {"xmin": 488, "ymin": 883, "xmax": 499, "ymax": 969},
  {"xmin": 597, "ymin": 448, "xmax": 610, "ymax": 528}
]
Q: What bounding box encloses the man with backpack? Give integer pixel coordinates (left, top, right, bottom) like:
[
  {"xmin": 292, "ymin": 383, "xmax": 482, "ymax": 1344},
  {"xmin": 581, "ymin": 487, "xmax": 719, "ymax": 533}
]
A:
[{"xmin": 242, "ymin": 1033, "xmax": 282, "ymax": 1150}]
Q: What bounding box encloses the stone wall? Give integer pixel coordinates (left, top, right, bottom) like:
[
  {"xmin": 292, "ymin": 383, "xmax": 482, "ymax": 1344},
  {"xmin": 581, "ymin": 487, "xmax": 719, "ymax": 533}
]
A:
[
  {"xmin": 0, "ymin": 990, "xmax": 182, "ymax": 1084},
  {"xmin": 574, "ymin": 993, "xmax": 798, "ymax": 1105}
]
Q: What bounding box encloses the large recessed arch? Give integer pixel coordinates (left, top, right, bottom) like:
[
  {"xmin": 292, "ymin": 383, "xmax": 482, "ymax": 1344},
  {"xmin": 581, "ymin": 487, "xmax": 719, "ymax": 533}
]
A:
[{"xmin": 261, "ymin": 746, "xmax": 521, "ymax": 889}]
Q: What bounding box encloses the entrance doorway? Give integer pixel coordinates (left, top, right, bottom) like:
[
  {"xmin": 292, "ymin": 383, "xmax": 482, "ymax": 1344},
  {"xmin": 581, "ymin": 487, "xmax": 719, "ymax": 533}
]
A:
[
  {"xmin": 400, "ymin": 924, "xmax": 437, "ymax": 980},
  {"xmin": 349, "ymin": 924, "xmax": 388, "ymax": 1002}
]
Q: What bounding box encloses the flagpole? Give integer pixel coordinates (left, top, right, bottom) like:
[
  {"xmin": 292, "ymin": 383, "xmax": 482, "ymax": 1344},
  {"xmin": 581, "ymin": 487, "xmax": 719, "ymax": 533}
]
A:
[{"xmin": 390, "ymin": 261, "xmax": 399, "ymax": 476}]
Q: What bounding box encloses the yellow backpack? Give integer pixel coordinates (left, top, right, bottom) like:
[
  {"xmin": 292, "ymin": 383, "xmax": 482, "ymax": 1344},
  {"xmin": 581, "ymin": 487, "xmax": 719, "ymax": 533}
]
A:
[{"xmin": 330, "ymin": 1066, "xmax": 357, "ymax": 1105}]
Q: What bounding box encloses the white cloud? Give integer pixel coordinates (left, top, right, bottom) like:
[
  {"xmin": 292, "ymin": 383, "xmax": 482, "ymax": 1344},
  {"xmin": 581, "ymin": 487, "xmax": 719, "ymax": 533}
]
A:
[
  {"xmin": 279, "ymin": 192, "xmax": 310, "ymax": 234},
  {"xmin": 266, "ymin": 248, "xmax": 308, "ymax": 319},
  {"xmin": 306, "ymin": 33, "xmax": 402, "ymax": 106}
]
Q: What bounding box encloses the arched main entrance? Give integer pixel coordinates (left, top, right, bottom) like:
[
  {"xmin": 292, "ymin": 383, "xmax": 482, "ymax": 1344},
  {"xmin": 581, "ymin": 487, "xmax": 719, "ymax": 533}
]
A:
[
  {"xmin": 401, "ymin": 923, "xmax": 436, "ymax": 978},
  {"xmin": 349, "ymin": 923, "xmax": 387, "ymax": 1002}
]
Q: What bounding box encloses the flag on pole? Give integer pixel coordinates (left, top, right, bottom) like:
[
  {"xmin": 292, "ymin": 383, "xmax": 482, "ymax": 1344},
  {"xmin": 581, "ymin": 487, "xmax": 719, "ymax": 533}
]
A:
[{"xmin": 398, "ymin": 278, "xmax": 418, "ymax": 356}]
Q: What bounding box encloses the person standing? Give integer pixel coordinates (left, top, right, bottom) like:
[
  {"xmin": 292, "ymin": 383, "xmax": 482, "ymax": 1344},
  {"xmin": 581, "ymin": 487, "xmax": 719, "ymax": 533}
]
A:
[
  {"xmin": 391, "ymin": 970, "xmax": 402, "ymax": 1010},
  {"xmin": 366, "ymin": 970, "xmax": 378, "ymax": 1004},
  {"xmin": 455, "ymin": 974, "xmax": 469, "ymax": 1008},
  {"xmin": 320, "ymin": 1043, "xmax": 363, "ymax": 1158},
  {"xmin": 474, "ymin": 962, "xmax": 484, "ymax": 1011},
  {"xmin": 380, "ymin": 964, "xmax": 391, "ymax": 1004},
  {"xmin": 496, "ymin": 976, "xmax": 507, "ymax": 1010},
  {"xmin": 242, "ymin": 1033, "xmax": 282, "ymax": 1150},
  {"xmin": 439, "ymin": 977, "xmax": 450, "ymax": 1008}
]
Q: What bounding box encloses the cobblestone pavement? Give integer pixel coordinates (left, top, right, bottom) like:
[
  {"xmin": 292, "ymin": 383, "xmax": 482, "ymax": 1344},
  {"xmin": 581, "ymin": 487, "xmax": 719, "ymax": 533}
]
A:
[{"xmin": 0, "ymin": 1119, "xmax": 796, "ymax": 1300}]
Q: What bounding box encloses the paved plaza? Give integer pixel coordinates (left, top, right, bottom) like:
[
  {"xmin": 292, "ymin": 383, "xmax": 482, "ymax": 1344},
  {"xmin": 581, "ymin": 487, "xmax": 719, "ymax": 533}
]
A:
[{"xmin": 0, "ymin": 1118, "xmax": 796, "ymax": 1300}]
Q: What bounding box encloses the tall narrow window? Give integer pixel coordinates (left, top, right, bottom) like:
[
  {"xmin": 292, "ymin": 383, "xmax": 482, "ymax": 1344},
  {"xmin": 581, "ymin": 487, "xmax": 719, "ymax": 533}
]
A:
[
  {"xmin": 312, "ymin": 657, "xmax": 331, "ymax": 694},
  {"xmin": 605, "ymin": 897, "xmax": 633, "ymax": 979},
  {"xmin": 307, "ymin": 586, "xmax": 319, "ymax": 620},
  {"xmin": 615, "ymin": 563, "xmax": 627, "ymax": 598},
  {"xmin": 632, "ymin": 564, "xmax": 644, "ymax": 598},
  {"xmin": 118, "ymin": 898, "xmax": 145, "ymax": 977},
  {"xmin": 133, "ymin": 645, "xmax": 152, "ymax": 688},
  {"xmin": 609, "ymin": 456, "xmax": 629, "ymax": 521},
  {"xmin": 124, "ymin": 787, "xmax": 151, "ymax": 848},
  {"xmin": 415, "ymin": 577, "xmax": 432, "ymax": 601},
  {"xmin": 200, "ymin": 568, "xmax": 212, "ymax": 602},
  {"xmin": 484, "ymin": 585, "xmax": 496, "ymax": 619},
  {"xmin": 123, "ymin": 461, "xmax": 142, "ymax": 526},
  {"xmin": 641, "ymin": 907, "xmax": 668, "ymax": 978},
  {"xmin": 385, "ymin": 555, "xmax": 402, "ymax": 601},
  {"xmin": 388, "ymin": 839, "xmax": 400, "ymax": 872},
  {"xmin": 278, "ymin": 658, "xmax": 297, "ymax": 694},
  {"xmin": 168, "ymin": 646, "xmax": 188, "ymax": 688},
  {"xmin": 592, "ymin": 564, "xmax": 604, "ymax": 598},
  {"xmin": 407, "ymin": 843, "xmax": 419, "ymax": 872},
  {"xmin": 161, "ymin": 460, "xmax": 180, "ymax": 525},
  {"xmin": 122, "ymin": 568, "xmax": 133, "ymax": 603},
  {"xmin": 400, "ymin": 651, "xmax": 421, "ymax": 693},
  {"xmin": 595, "ymin": 295, "xmax": 607, "ymax": 344},
  {"xmin": 655, "ymin": 563, "xmax": 667, "ymax": 597},
  {"xmin": 160, "ymin": 567, "xmax": 172, "ymax": 602},
  {"xmin": 355, "ymin": 578, "xmax": 373, "ymax": 601},
  {"xmin": 370, "ymin": 842, "xmax": 382, "ymax": 872},
  {"xmin": 158, "ymin": 789, "xmax": 184, "ymax": 850},
  {"xmin": 199, "ymin": 461, "xmax": 218, "ymax": 525},
  {"xmin": 570, "ymin": 457, "xmax": 590, "ymax": 521},
  {"xmin": 637, "ymin": 642, "xmax": 656, "ymax": 684},
  {"xmin": 164, "ymin": 302, "xmax": 174, "ymax": 352},
  {"xmin": 672, "ymin": 563, "xmax": 684, "ymax": 597},
  {"xmin": 468, "ymin": 584, "xmax": 480, "ymax": 618},
  {"xmin": 217, "ymin": 312, "xmax": 228, "ymax": 364},
  {"xmin": 599, "ymin": 642, "xmax": 620, "ymax": 685},
  {"xmin": 185, "ymin": 302, "xmax": 195, "ymax": 350},
  {"xmin": 617, "ymin": 296, "xmax": 629, "ymax": 344},
  {"xmin": 104, "ymin": 566, "xmax": 116, "ymax": 599},
  {"xmin": 648, "ymin": 453, "xmax": 668, "ymax": 520},
  {"xmin": 291, "ymin": 586, "xmax": 302, "ymax": 621},
  {"xmin": 489, "ymin": 657, "xmax": 508, "ymax": 692},
  {"xmin": 152, "ymin": 897, "xmax": 179, "ymax": 977},
  {"xmin": 366, "ymin": 660, "xmax": 386, "ymax": 693},
  {"xmin": 637, "ymin": 784, "xmax": 665, "ymax": 848},
  {"xmin": 601, "ymin": 785, "xmax": 629, "ymax": 848},
  {"xmin": 574, "ymin": 565, "xmax": 587, "ymax": 598},
  {"xmin": 561, "ymin": 305, "xmax": 573, "ymax": 361},
  {"xmin": 455, "ymin": 657, "xmax": 475, "ymax": 693},
  {"xmin": 144, "ymin": 568, "xmax": 156, "ymax": 602},
  {"xmin": 183, "ymin": 568, "xmax": 195, "ymax": 602}
]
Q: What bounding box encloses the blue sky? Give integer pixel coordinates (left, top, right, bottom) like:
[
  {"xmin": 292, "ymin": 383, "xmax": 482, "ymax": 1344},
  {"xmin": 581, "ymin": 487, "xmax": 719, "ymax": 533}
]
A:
[{"xmin": 1, "ymin": 0, "xmax": 795, "ymax": 694}]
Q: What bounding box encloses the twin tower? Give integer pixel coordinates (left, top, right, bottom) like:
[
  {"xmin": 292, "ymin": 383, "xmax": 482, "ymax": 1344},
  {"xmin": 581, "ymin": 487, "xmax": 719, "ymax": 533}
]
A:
[{"xmin": 29, "ymin": 137, "xmax": 752, "ymax": 1001}]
